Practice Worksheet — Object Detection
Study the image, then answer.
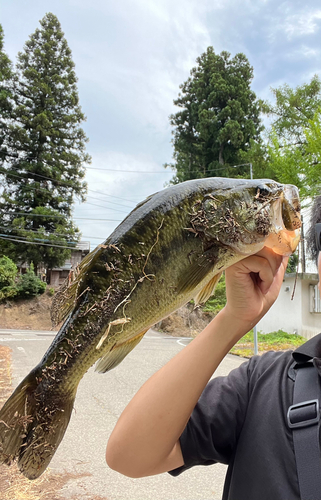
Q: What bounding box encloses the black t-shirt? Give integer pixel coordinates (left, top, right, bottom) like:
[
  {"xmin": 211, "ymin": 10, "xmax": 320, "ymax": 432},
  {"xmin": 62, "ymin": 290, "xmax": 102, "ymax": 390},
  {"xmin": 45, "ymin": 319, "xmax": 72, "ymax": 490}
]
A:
[{"xmin": 169, "ymin": 333, "xmax": 321, "ymax": 500}]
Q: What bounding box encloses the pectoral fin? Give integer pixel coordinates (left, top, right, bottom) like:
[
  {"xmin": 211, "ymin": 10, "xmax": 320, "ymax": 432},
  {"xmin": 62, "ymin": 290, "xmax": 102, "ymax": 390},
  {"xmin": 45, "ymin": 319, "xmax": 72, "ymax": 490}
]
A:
[
  {"xmin": 95, "ymin": 330, "xmax": 147, "ymax": 374},
  {"xmin": 193, "ymin": 272, "xmax": 222, "ymax": 306},
  {"xmin": 176, "ymin": 253, "xmax": 217, "ymax": 296}
]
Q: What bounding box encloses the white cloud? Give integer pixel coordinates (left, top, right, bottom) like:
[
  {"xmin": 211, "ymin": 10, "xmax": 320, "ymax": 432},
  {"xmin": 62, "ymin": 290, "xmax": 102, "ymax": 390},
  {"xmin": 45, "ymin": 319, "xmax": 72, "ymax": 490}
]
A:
[
  {"xmin": 283, "ymin": 9, "xmax": 321, "ymax": 39},
  {"xmin": 72, "ymin": 0, "xmax": 212, "ymax": 134},
  {"xmin": 290, "ymin": 44, "xmax": 320, "ymax": 59}
]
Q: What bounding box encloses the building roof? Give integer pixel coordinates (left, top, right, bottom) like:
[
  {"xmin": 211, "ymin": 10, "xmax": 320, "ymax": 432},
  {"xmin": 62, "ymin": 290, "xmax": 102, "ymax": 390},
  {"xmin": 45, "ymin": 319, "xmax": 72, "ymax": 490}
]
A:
[
  {"xmin": 75, "ymin": 241, "xmax": 90, "ymax": 252},
  {"xmin": 51, "ymin": 240, "xmax": 90, "ymax": 271}
]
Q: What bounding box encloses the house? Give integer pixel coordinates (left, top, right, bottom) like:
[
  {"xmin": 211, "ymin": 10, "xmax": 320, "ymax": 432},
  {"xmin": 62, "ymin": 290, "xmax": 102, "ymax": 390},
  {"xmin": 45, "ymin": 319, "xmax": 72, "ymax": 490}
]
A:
[
  {"xmin": 257, "ymin": 271, "xmax": 321, "ymax": 339},
  {"xmin": 47, "ymin": 241, "xmax": 90, "ymax": 288}
]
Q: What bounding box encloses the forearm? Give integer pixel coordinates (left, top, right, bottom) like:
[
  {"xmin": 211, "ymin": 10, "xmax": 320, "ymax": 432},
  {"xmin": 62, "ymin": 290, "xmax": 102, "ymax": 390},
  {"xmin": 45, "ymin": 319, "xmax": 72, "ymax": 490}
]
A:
[{"xmin": 106, "ymin": 308, "xmax": 251, "ymax": 477}]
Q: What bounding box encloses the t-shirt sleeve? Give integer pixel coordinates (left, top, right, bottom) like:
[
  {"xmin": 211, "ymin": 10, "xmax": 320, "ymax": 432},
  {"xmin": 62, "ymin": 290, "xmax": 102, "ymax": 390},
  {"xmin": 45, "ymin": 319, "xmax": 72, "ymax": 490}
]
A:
[{"xmin": 169, "ymin": 358, "xmax": 253, "ymax": 476}]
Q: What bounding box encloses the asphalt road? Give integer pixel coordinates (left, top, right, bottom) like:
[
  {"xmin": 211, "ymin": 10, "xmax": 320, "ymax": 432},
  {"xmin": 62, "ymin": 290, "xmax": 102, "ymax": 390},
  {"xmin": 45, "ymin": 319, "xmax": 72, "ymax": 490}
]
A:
[{"xmin": 0, "ymin": 329, "xmax": 245, "ymax": 500}]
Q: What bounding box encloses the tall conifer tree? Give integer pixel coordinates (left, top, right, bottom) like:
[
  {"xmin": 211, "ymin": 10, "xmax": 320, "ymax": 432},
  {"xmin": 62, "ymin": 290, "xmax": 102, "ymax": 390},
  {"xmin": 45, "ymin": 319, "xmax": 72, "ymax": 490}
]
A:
[
  {"xmin": 0, "ymin": 24, "xmax": 14, "ymax": 165},
  {"xmin": 0, "ymin": 13, "xmax": 91, "ymax": 273},
  {"xmin": 166, "ymin": 47, "xmax": 262, "ymax": 183}
]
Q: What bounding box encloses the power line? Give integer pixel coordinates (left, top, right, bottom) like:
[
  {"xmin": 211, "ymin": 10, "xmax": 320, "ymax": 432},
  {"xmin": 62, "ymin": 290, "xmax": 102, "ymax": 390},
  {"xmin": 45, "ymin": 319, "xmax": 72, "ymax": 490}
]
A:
[
  {"xmin": 0, "ymin": 163, "xmax": 253, "ymax": 225},
  {"xmin": 81, "ymin": 199, "xmax": 129, "ymax": 213},
  {"xmin": 0, "ymin": 212, "xmax": 122, "ymax": 221},
  {"xmin": 0, "ymin": 224, "xmax": 94, "ymax": 240},
  {"xmin": 0, "ymin": 167, "xmax": 135, "ymax": 211},
  {"xmin": 73, "ymin": 217, "xmax": 123, "ymax": 221},
  {"xmin": 87, "ymin": 189, "xmax": 137, "ymax": 206},
  {"xmin": 86, "ymin": 167, "xmax": 173, "ymax": 173},
  {"xmin": 0, "ymin": 232, "xmax": 78, "ymax": 246},
  {"xmin": 0, "ymin": 163, "xmax": 251, "ymax": 197},
  {"xmin": 0, "ymin": 235, "xmax": 79, "ymax": 250},
  {"xmin": 84, "ymin": 164, "xmax": 249, "ymax": 174},
  {"xmin": 0, "ymin": 224, "xmax": 105, "ymax": 241},
  {"xmin": 86, "ymin": 194, "xmax": 134, "ymax": 210},
  {"xmin": 0, "ymin": 166, "xmax": 137, "ymax": 206}
]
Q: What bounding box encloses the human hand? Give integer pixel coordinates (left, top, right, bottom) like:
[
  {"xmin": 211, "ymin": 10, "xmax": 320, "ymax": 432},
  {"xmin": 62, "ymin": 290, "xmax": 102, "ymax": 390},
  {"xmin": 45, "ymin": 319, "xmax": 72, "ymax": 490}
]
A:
[{"xmin": 223, "ymin": 247, "xmax": 289, "ymax": 328}]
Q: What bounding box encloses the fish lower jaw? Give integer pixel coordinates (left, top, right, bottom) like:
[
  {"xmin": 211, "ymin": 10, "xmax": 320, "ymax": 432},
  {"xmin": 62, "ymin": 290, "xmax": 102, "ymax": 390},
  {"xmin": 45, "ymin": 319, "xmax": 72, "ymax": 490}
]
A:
[{"xmin": 264, "ymin": 228, "xmax": 300, "ymax": 256}]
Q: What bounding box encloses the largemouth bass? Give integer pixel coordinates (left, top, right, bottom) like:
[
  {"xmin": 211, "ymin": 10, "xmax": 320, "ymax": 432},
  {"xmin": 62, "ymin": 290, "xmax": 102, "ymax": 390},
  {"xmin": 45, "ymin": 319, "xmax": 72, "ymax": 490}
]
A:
[{"xmin": 0, "ymin": 177, "xmax": 301, "ymax": 479}]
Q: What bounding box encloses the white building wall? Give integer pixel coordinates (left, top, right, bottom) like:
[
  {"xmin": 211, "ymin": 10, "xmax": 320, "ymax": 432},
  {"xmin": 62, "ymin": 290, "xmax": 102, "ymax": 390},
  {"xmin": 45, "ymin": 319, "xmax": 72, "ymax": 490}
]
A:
[
  {"xmin": 302, "ymin": 279, "xmax": 321, "ymax": 338},
  {"xmin": 257, "ymin": 277, "xmax": 302, "ymax": 335},
  {"xmin": 257, "ymin": 274, "xmax": 321, "ymax": 339}
]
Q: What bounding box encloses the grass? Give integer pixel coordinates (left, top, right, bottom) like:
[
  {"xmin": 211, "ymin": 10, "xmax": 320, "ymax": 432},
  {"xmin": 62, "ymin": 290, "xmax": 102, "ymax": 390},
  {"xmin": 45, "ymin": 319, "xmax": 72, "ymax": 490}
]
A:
[{"xmin": 230, "ymin": 329, "xmax": 306, "ymax": 358}]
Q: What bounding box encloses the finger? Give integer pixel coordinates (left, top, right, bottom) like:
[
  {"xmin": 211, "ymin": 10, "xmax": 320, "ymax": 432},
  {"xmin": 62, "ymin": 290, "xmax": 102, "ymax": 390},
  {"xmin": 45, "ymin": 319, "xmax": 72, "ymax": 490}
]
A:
[
  {"xmin": 249, "ymin": 257, "xmax": 275, "ymax": 295},
  {"xmin": 259, "ymin": 254, "xmax": 289, "ymax": 296},
  {"xmin": 270, "ymin": 256, "xmax": 289, "ymax": 291},
  {"xmin": 256, "ymin": 247, "xmax": 283, "ymax": 277},
  {"xmin": 231, "ymin": 255, "xmax": 275, "ymax": 295}
]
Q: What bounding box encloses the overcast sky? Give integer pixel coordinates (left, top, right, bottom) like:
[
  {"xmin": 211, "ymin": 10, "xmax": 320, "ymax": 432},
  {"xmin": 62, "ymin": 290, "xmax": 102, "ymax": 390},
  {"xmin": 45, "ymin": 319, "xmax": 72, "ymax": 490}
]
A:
[{"xmin": 1, "ymin": 0, "xmax": 321, "ymax": 250}]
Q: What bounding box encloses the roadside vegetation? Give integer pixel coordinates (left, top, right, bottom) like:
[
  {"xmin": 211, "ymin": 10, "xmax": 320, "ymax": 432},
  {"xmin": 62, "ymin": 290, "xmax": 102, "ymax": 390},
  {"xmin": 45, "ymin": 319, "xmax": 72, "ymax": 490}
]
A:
[
  {"xmin": 0, "ymin": 255, "xmax": 46, "ymax": 302},
  {"xmin": 230, "ymin": 329, "xmax": 306, "ymax": 358}
]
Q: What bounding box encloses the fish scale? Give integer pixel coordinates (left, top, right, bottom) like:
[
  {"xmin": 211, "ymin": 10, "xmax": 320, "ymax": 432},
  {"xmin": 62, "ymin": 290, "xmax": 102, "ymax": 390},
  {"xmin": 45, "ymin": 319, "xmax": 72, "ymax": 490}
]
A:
[{"xmin": 0, "ymin": 177, "xmax": 301, "ymax": 480}]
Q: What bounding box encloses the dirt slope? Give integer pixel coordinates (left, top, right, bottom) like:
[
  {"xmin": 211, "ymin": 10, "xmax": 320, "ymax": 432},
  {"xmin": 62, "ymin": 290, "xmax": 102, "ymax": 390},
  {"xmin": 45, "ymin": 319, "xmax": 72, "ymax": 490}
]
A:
[
  {"xmin": 0, "ymin": 293, "xmax": 53, "ymax": 330},
  {"xmin": 0, "ymin": 292, "xmax": 214, "ymax": 336}
]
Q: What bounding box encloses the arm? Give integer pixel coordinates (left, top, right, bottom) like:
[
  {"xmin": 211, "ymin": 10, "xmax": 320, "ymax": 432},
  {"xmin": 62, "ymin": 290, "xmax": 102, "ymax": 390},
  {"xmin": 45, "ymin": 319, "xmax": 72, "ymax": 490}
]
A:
[{"xmin": 106, "ymin": 248, "xmax": 288, "ymax": 478}]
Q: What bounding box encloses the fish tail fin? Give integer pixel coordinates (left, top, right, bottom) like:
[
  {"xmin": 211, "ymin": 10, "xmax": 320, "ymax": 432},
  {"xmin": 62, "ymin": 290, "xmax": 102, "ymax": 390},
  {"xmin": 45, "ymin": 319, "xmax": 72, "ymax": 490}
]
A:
[
  {"xmin": 0, "ymin": 369, "xmax": 77, "ymax": 479},
  {"xmin": 0, "ymin": 372, "xmax": 37, "ymax": 467}
]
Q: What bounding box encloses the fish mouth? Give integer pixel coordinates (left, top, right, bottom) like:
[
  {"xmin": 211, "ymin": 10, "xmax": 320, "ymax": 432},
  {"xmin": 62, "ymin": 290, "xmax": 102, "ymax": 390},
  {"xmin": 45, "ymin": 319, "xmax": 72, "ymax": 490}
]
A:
[{"xmin": 264, "ymin": 185, "xmax": 301, "ymax": 256}]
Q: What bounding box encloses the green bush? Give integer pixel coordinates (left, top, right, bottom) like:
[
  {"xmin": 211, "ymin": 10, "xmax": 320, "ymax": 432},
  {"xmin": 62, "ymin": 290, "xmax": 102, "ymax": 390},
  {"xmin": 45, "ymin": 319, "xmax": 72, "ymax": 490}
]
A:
[
  {"xmin": 0, "ymin": 256, "xmax": 18, "ymax": 288},
  {"xmin": 48, "ymin": 287, "xmax": 55, "ymax": 296},
  {"xmin": 0, "ymin": 285, "xmax": 17, "ymax": 301},
  {"xmin": 0, "ymin": 256, "xmax": 18, "ymax": 301},
  {"xmin": 16, "ymin": 264, "xmax": 47, "ymax": 298}
]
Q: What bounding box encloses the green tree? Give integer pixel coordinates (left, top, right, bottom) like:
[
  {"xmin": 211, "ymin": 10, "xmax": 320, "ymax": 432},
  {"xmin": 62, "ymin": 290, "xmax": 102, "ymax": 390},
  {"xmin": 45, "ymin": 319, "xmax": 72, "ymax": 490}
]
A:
[
  {"xmin": 0, "ymin": 13, "xmax": 90, "ymax": 272},
  {"xmin": 266, "ymin": 76, "xmax": 321, "ymax": 199},
  {"xmin": 2, "ymin": 207, "xmax": 78, "ymax": 273},
  {"xmin": 266, "ymin": 76, "xmax": 321, "ymax": 145},
  {"xmin": 165, "ymin": 47, "xmax": 263, "ymax": 183},
  {"xmin": 237, "ymin": 139, "xmax": 277, "ymax": 180},
  {"xmin": 0, "ymin": 24, "xmax": 14, "ymax": 165}
]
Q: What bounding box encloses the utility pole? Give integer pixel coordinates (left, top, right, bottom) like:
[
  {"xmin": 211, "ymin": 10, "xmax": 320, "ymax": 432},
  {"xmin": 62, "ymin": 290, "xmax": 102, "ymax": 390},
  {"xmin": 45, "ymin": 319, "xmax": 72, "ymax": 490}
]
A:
[{"xmin": 300, "ymin": 215, "xmax": 306, "ymax": 273}]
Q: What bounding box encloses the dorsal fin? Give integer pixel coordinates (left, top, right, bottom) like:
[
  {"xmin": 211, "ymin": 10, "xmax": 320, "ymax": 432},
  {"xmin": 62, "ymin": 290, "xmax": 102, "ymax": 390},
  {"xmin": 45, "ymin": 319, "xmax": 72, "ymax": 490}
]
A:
[{"xmin": 50, "ymin": 244, "xmax": 106, "ymax": 326}]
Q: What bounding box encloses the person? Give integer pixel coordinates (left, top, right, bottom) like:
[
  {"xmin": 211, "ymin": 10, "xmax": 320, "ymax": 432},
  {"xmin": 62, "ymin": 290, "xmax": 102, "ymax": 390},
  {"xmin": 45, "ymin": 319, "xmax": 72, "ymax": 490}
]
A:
[{"xmin": 105, "ymin": 197, "xmax": 321, "ymax": 500}]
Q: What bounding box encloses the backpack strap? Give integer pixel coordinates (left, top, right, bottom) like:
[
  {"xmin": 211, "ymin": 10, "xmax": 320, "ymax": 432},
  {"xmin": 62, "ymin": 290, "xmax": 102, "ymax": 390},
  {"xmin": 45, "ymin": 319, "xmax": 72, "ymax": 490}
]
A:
[{"xmin": 287, "ymin": 361, "xmax": 321, "ymax": 500}]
